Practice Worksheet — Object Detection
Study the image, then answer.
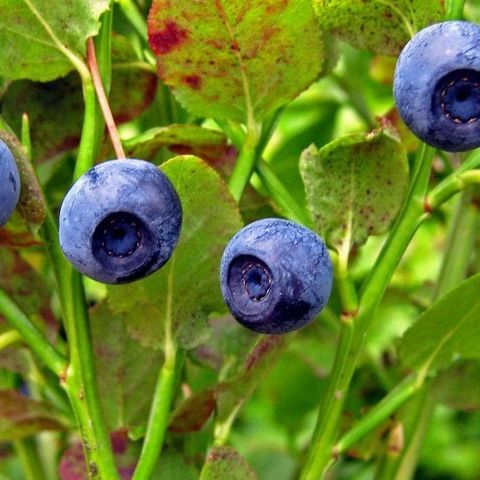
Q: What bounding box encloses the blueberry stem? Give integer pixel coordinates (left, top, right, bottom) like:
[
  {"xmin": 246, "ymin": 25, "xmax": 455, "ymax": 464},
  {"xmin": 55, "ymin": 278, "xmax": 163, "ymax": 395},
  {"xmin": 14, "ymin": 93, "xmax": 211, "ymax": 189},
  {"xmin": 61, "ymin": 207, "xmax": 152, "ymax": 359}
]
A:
[
  {"xmin": 87, "ymin": 37, "xmax": 125, "ymax": 160},
  {"xmin": 132, "ymin": 261, "xmax": 178, "ymax": 480},
  {"xmin": 0, "ymin": 286, "xmax": 66, "ymax": 376},
  {"xmin": 301, "ymin": 143, "xmax": 435, "ymax": 479}
]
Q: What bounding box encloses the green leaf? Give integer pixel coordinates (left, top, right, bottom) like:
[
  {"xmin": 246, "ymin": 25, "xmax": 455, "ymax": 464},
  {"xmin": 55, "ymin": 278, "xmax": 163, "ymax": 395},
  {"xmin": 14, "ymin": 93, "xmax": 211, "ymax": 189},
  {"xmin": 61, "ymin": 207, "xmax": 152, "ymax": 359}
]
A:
[
  {"xmin": 90, "ymin": 302, "xmax": 162, "ymax": 431},
  {"xmin": 200, "ymin": 446, "xmax": 258, "ymax": 480},
  {"xmin": 2, "ymin": 35, "xmax": 157, "ymax": 164},
  {"xmin": 313, "ymin": 0, "xmax": 444, "ymax": 56},
  {"xmin": 300, "ymin": 130, "xmax": 409, "ymax": 255},
  {"xmin": 434, "ymin": 361, "xmax": 480, "ymax": 411},
  {"xmin": 0, "ymin": 390, "xmax": 64, "ymax": 441},
  {"xmin": 107, "ymin": 156, "xmax": 243, "ymax": 350},
  {"xmin": 0, "ymin": 0, "xmax": 109, "ymax": 81},
  {"xmin": 147, "ymin": 0, "xmax": 324, "ymax": 123},
  {"xmin": 400, "ymin": 272, "xmax": 480, "ymax": 373},
  {"xmin": 123, "ymin": 125, "xmax": 233, "ymax": 172}
]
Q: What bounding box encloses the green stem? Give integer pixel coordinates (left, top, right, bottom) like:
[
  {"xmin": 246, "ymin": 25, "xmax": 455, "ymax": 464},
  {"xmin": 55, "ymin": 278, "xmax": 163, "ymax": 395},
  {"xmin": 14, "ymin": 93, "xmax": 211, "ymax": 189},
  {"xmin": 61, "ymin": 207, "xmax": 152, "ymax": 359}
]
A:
[
  {"xmin": 374, "ymin": 382, "xmax": 434, "ymax": 480},
  {"xmin": 0, "ymin": 287, "xmax": 66, "ymax": 376},
  {"xmin": 381, "ymin": 188, "xmax": 480, "ymax": 479},
  {"xmin": 229, "ymin": 125, "xmax": 260, "ymax": 202},
  {"xmin": 428, "ymin": 169, "xmax": 480, "ymax": 209},
  {"xmin": 255, "ymin": 160, "xmax": 313, "ymax": 227},
  {"xmin": 14, "ymin": 438, "xmax": 48, "ymax": 480},
  {"xmin": 446, "ymin": 0, "xmax": 465, "ymax": 20},
  {"xmin": 132, "ymin": 262, "xmax": 179, "ymax": 480},
  {"xmin": 301, "ymin": 144, "xmax": 435, "ymax": 480},
  {"xmin": 335, "ymin": 374, "xmax": 420, "ymax": 456},
  {"xmin": 131, "ymin": 344, "xmax": 178, "ymax": 480}
]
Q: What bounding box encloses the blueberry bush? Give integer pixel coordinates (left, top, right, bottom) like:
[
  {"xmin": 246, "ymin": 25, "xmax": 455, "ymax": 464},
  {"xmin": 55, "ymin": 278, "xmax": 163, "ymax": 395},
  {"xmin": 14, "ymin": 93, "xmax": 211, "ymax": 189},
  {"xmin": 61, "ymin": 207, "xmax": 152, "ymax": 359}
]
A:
[{"xmin": 1, "ymin": 0, "xmax": 480, "ymax": 479}]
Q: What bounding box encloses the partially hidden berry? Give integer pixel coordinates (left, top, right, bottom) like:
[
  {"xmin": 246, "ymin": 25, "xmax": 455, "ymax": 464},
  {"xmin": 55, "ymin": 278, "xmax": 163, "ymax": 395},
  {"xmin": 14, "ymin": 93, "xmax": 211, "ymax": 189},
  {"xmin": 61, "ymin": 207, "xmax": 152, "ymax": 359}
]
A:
[
  {"xmin": 59, "ymin": 159, "xmax": 182, "ymax": 284},
  {"xmin": 220, "ymin": 218, "xmax": 333, "ymax": 334},
  {"xmin": 394, "ymin": 21, "xmax": 480, "ymax": 152},
  {"xmin": 0, "ymin": 139, "xmax": 20, "ymax": 227}
]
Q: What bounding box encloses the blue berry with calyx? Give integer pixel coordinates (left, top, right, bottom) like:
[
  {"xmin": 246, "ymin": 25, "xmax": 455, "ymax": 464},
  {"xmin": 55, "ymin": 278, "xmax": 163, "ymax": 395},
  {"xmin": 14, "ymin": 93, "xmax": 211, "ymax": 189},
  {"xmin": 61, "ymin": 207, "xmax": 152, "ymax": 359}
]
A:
[
  {"xmin": 394, "ymin": 21, "xmax": 480, "ymax": 152},
  {"xmin": 59, "ymin": 159, "xmax": 182, "ymax": 284},
  {"xmin": 0, "ymin": 140, "xmax": 20, "ymax": 227},
  {"xmin": 220, "ymin": 218, "xmax": 333, "ymax": 334}
]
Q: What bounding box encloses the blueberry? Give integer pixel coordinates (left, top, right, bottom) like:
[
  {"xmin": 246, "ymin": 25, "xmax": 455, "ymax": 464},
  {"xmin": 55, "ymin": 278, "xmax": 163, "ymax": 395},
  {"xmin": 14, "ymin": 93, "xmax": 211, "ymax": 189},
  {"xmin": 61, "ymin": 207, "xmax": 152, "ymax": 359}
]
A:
[
  {"xmin": 0, "ymin": 140, "xmax": 20, "ymax": 227},
  {"xmin": 220, "ymin": 219, "xmax": 333, "ymax": 334},
  {"xmin": 394, "ymin": 21, "xmax": 480, "ymax": 152},
  {"xmin": 59, "ymin": 159, "xmax": 182, "ymax": 284}
]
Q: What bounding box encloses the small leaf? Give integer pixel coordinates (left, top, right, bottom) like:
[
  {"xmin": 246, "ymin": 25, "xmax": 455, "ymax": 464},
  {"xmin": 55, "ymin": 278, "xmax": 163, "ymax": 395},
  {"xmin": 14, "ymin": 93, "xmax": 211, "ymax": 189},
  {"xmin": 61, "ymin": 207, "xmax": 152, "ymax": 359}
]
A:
[
  {"xmin": 300, "ymin": 130, "xmax": 409, "ymax": 254},
  {"xmin": 147, "ymin": 0, "xmax": 324, "ymax": 123},
  {"xmin": 108, "ymin": 156, "xmax": 243, "ymax": 350},
  {"xmin": 0, "ymin": 0, "xmax": 109, "ymax": 81},
  {"xmin": 90, "ymin": 302, "xmax": 162, "ymax": 431},
  {"xmin": 0, "ymin": 390, "xmax": 64, "ymax": 441},
  {"xmin": 400, "ymin": 272, "xmax": 480, "ymax": 373},
  {"xmin": 200, "ymin": 446, "xmax": 257, "ymax": 480},
  {"xmin": 313, "ymin": 0, "xmax": 444, "ymax": 56},
  {"xmin": 123, "ymin": 125, "xmax": 234, "ymax": 173}
]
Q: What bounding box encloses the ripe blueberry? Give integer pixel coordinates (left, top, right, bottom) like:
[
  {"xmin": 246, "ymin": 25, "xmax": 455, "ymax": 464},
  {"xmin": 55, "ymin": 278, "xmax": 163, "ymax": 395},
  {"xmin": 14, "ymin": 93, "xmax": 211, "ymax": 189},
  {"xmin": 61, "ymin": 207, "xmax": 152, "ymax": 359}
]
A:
[
  {"xmin": 59, "ymin": 159, "xmax": 182, "ymax": 284},
  {"xmin": 394, "ymin": 21, "xmax": 480, "ymax": 152},
  {"xmin": 0, "ymin": 140, "xmax": 20, "ymax": 227},
  {"xmin": 220, "ymin": 219, "xmax": 333, "ymax": 334}
]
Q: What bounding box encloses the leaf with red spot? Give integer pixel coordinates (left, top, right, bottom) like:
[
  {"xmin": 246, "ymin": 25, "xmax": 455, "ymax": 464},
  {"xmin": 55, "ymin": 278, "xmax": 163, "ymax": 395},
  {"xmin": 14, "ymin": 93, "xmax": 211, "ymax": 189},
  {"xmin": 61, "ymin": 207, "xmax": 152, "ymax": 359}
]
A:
[
  {"xmin": 147, "ymin": 0, "xmax": 325, "ymax": 123},
  {"xmin": 200, "ymin": 446, "xmax": 257, "ymax": 480}
]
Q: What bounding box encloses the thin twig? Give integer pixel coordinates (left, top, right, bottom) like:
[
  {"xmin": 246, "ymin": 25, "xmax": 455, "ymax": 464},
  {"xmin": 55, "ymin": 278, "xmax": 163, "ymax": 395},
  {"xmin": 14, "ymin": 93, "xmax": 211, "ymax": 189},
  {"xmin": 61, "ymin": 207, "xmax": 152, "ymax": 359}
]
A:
[{"xmin": 87, "ymin": 38, "xmax": 126, "ymax": 160}]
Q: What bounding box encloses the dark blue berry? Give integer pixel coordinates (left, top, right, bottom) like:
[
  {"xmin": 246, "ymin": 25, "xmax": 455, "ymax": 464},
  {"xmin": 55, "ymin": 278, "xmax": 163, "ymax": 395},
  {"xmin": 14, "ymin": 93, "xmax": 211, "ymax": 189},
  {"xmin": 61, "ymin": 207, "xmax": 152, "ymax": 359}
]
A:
[
  {"xmin": 0, "ymin": 140, "xmax": 20, "ymax": 227},
  {"xmin": 394, "ymin": 21, "xmax": 480, "ymax": 152},
  {"xmin": 220, "ymin": 219, "xmax": 333, "ymax": 334},
  {"xmin": 59, "ymin": 159, "xmax": 182, "ymax": 284}
]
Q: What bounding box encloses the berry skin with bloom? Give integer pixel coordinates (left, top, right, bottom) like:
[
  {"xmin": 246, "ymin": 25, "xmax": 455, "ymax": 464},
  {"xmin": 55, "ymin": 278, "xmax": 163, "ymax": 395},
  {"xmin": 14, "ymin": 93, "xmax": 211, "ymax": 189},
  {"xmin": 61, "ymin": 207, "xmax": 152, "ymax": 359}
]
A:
[
  {"xmin": 394, "ymin": 21, "xmax": 480, "ymax": 152},
  {"xmin": 220, "ymin": 218, "xmax": 333, "ymax": 334},
  {"xmin": 0, "ymin": 140, "xmax": 20, "ymax": 227},
  {"xmin": 59, "ymin": 159, "xmax": 182, "ymax": 284}
]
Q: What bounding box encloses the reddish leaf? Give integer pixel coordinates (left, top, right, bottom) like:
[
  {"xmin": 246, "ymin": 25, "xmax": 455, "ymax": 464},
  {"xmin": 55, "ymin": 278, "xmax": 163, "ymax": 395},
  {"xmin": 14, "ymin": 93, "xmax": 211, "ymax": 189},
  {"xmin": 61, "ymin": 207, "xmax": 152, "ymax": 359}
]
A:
[
  {"xmin": 169, "ymin": 389, "xmax": 216, "ymax": 433},
  {"xmin": 0, "ymin": 390, "xmax": 64, "ymax": 441}
]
